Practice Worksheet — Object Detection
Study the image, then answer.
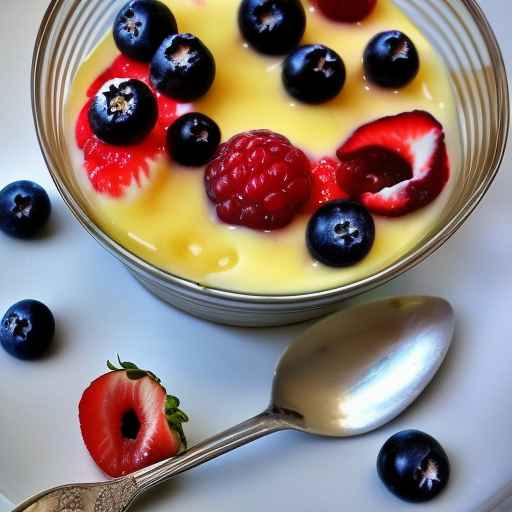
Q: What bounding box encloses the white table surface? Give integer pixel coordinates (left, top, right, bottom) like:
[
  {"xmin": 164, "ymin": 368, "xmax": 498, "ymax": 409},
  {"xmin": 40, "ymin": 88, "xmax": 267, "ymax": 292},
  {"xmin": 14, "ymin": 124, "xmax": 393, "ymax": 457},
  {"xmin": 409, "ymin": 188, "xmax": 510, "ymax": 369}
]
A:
[{"xmin": 0, "ymin": 1, "xmax": 510, "ymax": 511}]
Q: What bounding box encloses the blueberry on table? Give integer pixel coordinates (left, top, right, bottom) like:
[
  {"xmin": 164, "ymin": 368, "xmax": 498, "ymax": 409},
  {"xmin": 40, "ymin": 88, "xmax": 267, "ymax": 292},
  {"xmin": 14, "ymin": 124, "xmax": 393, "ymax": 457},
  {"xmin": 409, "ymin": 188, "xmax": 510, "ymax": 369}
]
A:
[
  {"xmin": 88, "ymin": 78, "xmax": 158, "ymax": 145},
  {"xmin": 113, "ymin": 0, "xmax": 178, "ymax": 62},
  {"xmin": 282, "ymin": 44, "xmax": 346, "ymax": 104},
  {"xmin": 364, "ymin": 31, "xmax": 420, "ymax": 89},
  {"xmin": 306, "ymin": 200, "xmax": 375, "ymax": 267},
  {"xmin": 167, "ymin": 113, "xmax": 221, "ymax": 167},
  {"xmin": 238, "ymin": 0, "xmax": 306, "ymax": 55},
  {"xmin": 377, "ymin": 430, "xmax": 450, "ymax": 503},
  {"xmin": 1, "ymin": 300, "xmax": 55, "ymax": 360},
  {"xmin": 150, "ymin": 33, "xmax": 216, "ymax": 101},
  {"xmin": 0, "ymin": 181, "xmax": 51, "ymax": 239}
]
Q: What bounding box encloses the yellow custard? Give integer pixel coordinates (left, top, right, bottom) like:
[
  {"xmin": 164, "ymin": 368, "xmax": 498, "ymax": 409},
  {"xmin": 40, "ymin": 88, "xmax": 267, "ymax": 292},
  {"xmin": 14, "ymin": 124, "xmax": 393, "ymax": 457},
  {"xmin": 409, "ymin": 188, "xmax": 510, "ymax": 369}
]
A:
[{"xmin": 65, "ymin": 0, "xmax": 459, "ymax": 294}]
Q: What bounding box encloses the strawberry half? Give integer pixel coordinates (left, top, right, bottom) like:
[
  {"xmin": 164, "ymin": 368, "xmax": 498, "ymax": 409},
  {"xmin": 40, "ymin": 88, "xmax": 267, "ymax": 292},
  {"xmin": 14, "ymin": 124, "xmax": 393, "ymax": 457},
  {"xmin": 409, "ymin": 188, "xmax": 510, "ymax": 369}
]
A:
[
  {"xmin": 336, "ymin": 111, "xmax": 450, "ymax": 217},
  {"xmin": 79, "ymin": 357, "xmax": 188, "ymax": 478},
  {"xmin": 303, "ymin": 157, "xmax": 349, "ymax": 213}
]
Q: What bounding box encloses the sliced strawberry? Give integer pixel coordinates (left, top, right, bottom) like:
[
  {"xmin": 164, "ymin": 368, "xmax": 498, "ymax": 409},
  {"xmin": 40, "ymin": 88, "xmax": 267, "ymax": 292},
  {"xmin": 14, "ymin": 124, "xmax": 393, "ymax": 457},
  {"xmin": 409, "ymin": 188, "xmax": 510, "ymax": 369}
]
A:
[
  {"xmin": 336, "ymin": 111, "xmax": 450, "ymax": 217},
  {"xmin": 315, "ymin": 0, "xmax": 377, "ymax": 23},
  {"xmin": 336, "ymin": 146, "xmax": 412, "ymax": 198},
  {"xmin": 303, "ymin": 157, "xmax": 349, "ymax": 213},
  {"xmin": 79, "ymin": 357, "xmax": 188, "ymax": 478},
  {"xmin": 76, "ymin": 55, "xmax": 182, "ymax": 198}
]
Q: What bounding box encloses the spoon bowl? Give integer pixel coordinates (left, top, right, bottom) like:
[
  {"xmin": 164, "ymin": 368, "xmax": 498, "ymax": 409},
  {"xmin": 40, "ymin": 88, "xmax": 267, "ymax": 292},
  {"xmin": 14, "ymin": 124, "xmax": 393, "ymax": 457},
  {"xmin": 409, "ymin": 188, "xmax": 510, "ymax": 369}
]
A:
[
  {"xmin": 13, "ymin": 296, "xmax": 454, "ymax": 512},
  {"xmin": 272, "ymin": 296, "xmax": 454, "ymax": 436}
]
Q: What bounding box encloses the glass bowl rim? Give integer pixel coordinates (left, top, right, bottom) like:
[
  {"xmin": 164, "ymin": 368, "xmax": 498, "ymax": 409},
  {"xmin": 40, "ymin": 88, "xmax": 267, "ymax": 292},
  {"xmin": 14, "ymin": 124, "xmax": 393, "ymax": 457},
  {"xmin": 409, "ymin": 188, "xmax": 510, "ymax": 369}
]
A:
[{"xmin": 31, "ymin": 0, "xmax": 510, "ymax": 304}]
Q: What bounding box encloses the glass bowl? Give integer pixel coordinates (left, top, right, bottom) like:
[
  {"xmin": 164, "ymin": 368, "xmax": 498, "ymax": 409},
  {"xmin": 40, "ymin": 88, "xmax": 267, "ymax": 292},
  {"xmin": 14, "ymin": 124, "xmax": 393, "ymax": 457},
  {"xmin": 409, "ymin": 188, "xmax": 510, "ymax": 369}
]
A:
[{"xmin": 32, "ymin": 0, "xmax": 509, "ymax": 326}]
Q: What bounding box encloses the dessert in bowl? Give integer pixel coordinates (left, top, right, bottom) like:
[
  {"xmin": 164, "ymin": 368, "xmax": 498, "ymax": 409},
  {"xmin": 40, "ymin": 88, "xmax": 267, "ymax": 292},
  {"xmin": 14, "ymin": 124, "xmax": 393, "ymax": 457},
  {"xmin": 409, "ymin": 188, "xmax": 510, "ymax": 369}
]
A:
[{"xmin": 32, "ymin": 0, "xmax": 509, "ymax": 326}]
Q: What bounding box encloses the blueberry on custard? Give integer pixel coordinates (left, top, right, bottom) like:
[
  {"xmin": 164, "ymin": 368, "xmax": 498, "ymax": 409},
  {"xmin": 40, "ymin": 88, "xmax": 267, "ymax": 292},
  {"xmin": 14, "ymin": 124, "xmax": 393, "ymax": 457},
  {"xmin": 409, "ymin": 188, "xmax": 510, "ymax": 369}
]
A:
[
  {"xmin": 150, "ymin": 33, "xmax": 216, "ymax": 101},
  {"xmin": 167, "ymin": 113, "xmax": 221, "ymax": 167},
  {"xmin": 364, "ymin": 31, "xmax": 420, "ymax": 88},
  {"xmin": 283, "ymin": 45, "xmax": 346, "ymax": 104},
  {"xmin": 113, "ymin": 0, "xmax": 178, "ymax": 61},
  {"xmin": 238, "ymin": 0, "xmax": 306, "ymax": 55},
  {"xmin": 306, "ymin": 200, "xmax": 375, "ymax": 267},
  {"xmin": 88, "ymin": 78, "xmax": 158, "ymax": 145}
]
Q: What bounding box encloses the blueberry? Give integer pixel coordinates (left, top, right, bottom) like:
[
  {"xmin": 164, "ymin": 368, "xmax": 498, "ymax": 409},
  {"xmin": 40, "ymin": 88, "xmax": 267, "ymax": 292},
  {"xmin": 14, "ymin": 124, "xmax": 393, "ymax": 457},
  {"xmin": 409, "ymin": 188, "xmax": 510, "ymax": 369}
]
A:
[
  {"xmin": 113, "ymin": 0, "xmax": 178, "ymax": 62},
  {"xmin": 238, "ymin": 0, "xmax": 306, "ymax": 55},
  {"xmin": 377, "ymin": 430, "xmax": 450, "ymax": 503},
  {"xmin": 150, "ymin": 33, "xmax": 216, "ymax": 101},
  {"xmin": 0, "ymin": 181, "xmax": 51, "ymax": 239},
  {"xmin": 167, "ymin": 113, "xmax": 221, "ymax": 167},
  {"xmin": 364, "ymin": 31, "xmax": 420, "ymax": 88},
  {"xmin": 306, "ymin": 200, "xmax": 375, "ymax": 267},
  {"xmin": 1, "ymin": 300, "xmax": 55, "ymax": 360},
  {"xmin": 89, "ymin": 78, "xmax": 158, "ymax": 145},
  {"xmin": 282, "ymin": 45, "xmax": 346, "ymax": 104}
]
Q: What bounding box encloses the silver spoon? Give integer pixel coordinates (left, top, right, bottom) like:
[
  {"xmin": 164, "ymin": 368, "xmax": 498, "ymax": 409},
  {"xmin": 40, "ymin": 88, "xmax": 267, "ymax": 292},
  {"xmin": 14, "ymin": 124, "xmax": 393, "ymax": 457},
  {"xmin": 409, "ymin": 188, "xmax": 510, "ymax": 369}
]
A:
[{"xmin": 14, "ymin": 296, "xmax": 454, "ymax": 512}]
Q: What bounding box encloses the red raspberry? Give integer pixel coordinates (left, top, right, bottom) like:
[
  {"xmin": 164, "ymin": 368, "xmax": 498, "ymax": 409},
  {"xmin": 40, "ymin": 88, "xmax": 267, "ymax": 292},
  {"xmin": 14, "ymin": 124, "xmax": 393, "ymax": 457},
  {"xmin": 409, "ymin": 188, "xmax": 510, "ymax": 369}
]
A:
[
  {"xmin": 303, "ymin": 157, "xmax": 349, "ymax": 213},
  {"xmin": 315, "ymin": 0, "xmax": 377, "ymax": 23},
  {"xmin": 205, "ymin": 130, "xmax": 312, "ymax": 230}
]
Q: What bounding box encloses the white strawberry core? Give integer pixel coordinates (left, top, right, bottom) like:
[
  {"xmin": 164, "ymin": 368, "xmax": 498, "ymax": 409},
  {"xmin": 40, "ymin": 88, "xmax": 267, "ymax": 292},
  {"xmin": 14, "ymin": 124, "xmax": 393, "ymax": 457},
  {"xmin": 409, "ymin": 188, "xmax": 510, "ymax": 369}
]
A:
[
  {"xmin": 410, "ymin": 129, "xmax": 439, "ymax": 179},
  {"xmin": 137, "ymin": 378, "xmax": 162, "ymax": 453}
]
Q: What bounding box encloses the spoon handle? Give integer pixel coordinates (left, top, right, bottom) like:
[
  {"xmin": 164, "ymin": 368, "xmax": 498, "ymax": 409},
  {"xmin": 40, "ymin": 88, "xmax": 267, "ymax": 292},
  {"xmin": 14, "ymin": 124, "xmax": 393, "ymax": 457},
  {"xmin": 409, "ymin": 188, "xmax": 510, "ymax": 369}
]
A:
[{"xmin": 133, "ymin": 410, "xmax": 286, "ymax": 493}]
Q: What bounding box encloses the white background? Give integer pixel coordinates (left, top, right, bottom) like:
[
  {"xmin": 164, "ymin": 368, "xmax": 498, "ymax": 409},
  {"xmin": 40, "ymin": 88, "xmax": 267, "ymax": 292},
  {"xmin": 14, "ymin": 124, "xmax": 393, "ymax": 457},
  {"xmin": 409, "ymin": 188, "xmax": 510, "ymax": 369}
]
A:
[{"xmin": 0, "ymin": 1, "xmax": 510, "ymax": 511}]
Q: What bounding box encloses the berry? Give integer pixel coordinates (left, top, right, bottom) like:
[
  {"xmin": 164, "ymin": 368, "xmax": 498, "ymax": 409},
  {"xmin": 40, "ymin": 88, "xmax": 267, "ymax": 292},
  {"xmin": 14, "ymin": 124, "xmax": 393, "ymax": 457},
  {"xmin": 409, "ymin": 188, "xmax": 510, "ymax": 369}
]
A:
[
  {"xmin": 0, "ymin": 300, "xmax": 55, "ymax": 360},
  {"xmin": 303, "ymin": 158, "xmax": 348, "ymax": 213},
  {"xmin": 238, "ymin": 0, "xmax": 306, "ymax": 55},
  {"xmin": 113, "ymin": 0, "xmax": 178, "ymax": 62},
  {"xmin": 150, "ymin": 33, "xmax": 216, "ymax": 101},
  {"xmin": 76, "ymin": 55, "xmax": 180, "ymax": 198},
  {"xmin": 377, "ymin": 430, "xmax": 450, "ymax": 503},
  {"xmin": 337, "ymin": 147, "xmax": 412, "ymax": 198},
  {"xmin": 364, "ymin": 31, "xmax": 420, "ymax": 89},
  {"xmin": 205, "ymin": 130, "xmax": 311, "ymax": 230},
  {"xmin": 167, "ymin": 113, "xmax": 221, "ymax": 167},
  {"xmin": 0, "ymin": 181, "xmax": 51, "ymax": 239},
  {"xmin": 336, "ymin": 111, "xmax": 450, "ymax": 216},
  {"xmin": 282, "ymin": 44, "xmax": 346, "ymax": 104},
  {"xmin": 79, "ymin": 357, "xmax": 188, "ymax": 478},
  {"xmin": 89, "ymin": 78, "xmax": 158, "ymax": 145},
  {"xmin": 315, "ymin": 0, "xmax": 377, "ymax": 23},
  {"xmin": 306, "ymin": 200, "xmax": 375, "ymax": 267}
]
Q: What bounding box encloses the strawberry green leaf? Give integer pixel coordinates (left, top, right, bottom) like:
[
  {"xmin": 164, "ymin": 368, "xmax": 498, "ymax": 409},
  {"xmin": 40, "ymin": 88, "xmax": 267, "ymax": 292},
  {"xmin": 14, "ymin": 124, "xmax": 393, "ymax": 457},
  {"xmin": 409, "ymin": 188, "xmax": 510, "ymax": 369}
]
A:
[
  {"xmin": 117, "ymin": 354, "xmax": 139, "ymax": 370},
  {"xmin": 107, "ymin": 360, "xmax": 119, "ymax": 371},
  {"xmin": 166, "ymin": 395, "xmax": 180, "ymax": 411},
  {"xmin": 126, "ymin": 369, "xmax": 148, "ymax": 380},
  {"xmin": 165, "ymin": 393, "xmax": 189, "ymax": 449}
]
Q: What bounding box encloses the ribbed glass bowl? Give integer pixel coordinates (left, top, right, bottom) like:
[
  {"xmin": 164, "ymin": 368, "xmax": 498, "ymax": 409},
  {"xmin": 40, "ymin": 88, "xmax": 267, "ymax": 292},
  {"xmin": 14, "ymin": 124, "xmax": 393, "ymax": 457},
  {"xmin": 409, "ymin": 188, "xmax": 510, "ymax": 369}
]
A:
[{"xmin": 32, "ymin": 0, "xmax": 509, "ymax": 326}]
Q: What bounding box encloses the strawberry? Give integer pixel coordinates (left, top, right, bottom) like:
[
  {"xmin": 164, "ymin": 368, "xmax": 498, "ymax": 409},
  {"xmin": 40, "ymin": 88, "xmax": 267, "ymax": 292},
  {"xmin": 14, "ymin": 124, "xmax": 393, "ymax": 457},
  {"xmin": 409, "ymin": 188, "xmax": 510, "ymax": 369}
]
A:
[
  {"xmin": 75, "ymin": 55, "xmax": 181, "ymax": 198},
  {"xmin": 315, "ymin": 0, "xmax": 377, "ymax": 23},
  {"xmin": 303, "ymin": 157, "xmax": 349, "ymax": 213},
  {"xmin": 79, "ymin": 357, "xmax": 188, "ymax": 478},
  {"xmin": 336, "ymin": 111, "xmax": 450, "ymax": 217}
]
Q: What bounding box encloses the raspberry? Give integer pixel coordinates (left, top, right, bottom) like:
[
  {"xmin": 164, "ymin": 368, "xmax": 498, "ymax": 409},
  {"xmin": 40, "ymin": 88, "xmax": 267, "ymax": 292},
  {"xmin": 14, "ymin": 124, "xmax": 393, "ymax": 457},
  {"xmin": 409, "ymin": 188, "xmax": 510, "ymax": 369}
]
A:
[
  {"xmin": 303, "ymin": 157, "xmax": 348, "ymax": 213},
  {"xmin": 315, "ymin": 0, "xmax": 377, "ymax": 23},
  {"xmin": 205, "ymin": 130, "xmax": 312, "ymax": 230}
]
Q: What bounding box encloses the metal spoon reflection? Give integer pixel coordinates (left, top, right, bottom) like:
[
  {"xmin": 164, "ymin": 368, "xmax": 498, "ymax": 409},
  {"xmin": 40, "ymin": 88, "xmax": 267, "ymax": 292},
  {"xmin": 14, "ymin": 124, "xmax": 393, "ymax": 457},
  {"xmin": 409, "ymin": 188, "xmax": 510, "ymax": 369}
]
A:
[{"xmin": 13, "ymin": 296, "xmax": 454, "ymax": 512}]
